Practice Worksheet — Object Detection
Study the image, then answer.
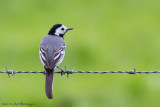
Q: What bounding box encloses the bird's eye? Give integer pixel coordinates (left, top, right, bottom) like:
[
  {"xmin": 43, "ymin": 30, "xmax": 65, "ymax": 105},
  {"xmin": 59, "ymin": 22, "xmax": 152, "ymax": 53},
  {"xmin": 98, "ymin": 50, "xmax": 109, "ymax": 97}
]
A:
[{"xmin": 61, "ymin": 28, "xmax": 64, "ymax": 30}]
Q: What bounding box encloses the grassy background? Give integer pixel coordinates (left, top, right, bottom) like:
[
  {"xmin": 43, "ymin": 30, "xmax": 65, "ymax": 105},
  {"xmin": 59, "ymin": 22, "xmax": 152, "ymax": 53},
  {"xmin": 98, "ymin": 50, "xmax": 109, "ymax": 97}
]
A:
[{"xmin": 0, "ymin": 0, "xmax": 160, "ymax": 107}]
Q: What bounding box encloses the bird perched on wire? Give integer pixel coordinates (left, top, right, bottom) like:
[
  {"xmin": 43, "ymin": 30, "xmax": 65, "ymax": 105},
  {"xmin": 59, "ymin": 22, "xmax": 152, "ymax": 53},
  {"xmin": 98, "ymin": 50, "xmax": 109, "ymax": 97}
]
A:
[{"xmin": 39, "ymin": 24, "xmax": 73, "ymax": 99}]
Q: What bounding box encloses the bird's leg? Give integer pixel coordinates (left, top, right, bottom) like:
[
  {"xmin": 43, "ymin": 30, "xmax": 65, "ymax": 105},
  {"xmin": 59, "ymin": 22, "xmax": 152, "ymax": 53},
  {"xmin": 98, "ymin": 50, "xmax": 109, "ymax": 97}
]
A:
[{"xmin": 57, "ymin": 66, "xmax": 65, "ymax": 76}]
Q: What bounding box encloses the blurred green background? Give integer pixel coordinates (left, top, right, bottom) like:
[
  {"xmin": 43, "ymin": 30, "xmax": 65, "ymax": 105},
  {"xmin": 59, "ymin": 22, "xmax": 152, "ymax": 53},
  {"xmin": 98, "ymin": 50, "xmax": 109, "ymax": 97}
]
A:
[{"xmin": 0, "ymin": 0, "xmax": 160, "ymax": 107}]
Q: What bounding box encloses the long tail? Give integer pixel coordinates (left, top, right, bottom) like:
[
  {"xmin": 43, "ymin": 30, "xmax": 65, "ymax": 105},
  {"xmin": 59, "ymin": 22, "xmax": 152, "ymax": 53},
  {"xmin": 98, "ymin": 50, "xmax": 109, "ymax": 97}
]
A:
[{"xmin": 45, "ymin": 68, "xmax": 54, "ymax": 99}]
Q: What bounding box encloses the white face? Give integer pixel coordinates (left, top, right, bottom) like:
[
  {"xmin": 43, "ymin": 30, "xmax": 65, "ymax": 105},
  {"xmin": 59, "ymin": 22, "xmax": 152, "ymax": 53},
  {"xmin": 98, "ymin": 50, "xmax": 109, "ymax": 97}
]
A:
[{"xmin": 55, "ymin": 25, "xmax": 68, "ymax": 36}]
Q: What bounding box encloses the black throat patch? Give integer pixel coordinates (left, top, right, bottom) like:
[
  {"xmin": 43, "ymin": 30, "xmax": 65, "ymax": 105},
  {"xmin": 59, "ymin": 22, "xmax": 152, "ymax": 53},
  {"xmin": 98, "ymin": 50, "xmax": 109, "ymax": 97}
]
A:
[{"xmin": 59, "ymin": 34, "xmax": 64, "ymax": 38}]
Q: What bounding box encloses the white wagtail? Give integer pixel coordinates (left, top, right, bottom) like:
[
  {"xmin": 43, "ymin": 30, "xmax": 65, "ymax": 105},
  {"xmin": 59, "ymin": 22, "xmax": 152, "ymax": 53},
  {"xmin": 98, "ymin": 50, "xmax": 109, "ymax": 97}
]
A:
[{"xmin": 39, "ymin": 24, "xmax": 73, "ymax": 99}]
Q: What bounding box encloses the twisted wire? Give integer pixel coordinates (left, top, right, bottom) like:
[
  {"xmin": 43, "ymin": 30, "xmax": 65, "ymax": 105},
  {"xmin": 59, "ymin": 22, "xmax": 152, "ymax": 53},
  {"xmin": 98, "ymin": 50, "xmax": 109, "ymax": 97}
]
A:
[{"xmin": 0, "ymin": 68, "xmax": 160, "ymax": 78}]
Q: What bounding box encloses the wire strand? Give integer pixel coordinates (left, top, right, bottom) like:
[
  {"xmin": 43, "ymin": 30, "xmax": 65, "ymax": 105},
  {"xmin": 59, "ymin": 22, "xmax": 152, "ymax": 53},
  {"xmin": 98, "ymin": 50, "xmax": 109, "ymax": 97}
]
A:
[{"xmin": 1, "ymin": 68, "xmax": 160, "ymax": 78}]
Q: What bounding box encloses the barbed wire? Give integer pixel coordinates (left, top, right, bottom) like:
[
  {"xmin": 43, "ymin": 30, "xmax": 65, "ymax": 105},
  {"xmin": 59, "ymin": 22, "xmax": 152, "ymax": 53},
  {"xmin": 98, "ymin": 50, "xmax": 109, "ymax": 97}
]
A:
[{"xmin": 1, "ymin": 67, "xmax": 160, "ymax": 78}]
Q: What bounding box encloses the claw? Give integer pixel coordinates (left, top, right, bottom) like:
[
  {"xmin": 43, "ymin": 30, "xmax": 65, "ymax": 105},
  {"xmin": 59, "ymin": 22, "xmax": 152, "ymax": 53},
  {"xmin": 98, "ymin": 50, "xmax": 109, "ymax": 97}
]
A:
[
  {"xmin": 61, "ymin": 70, "xmax": 65, "ymax": 76},
  {"xmin": 57, "ymin": 66, "xmax": 65, "ymax": 76}
]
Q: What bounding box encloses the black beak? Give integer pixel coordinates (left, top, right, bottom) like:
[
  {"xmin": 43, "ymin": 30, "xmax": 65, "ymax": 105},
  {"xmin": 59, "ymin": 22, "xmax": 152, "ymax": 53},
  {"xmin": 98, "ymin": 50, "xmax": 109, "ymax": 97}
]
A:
[{"xmin": 67, "ymin": 28, "xmax": 73, "ymax": 31}]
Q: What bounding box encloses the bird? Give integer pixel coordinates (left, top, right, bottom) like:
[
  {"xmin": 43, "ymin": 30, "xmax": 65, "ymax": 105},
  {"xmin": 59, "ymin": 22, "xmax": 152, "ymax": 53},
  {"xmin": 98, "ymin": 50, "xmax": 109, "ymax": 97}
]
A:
[{"xmin": 39, "ymin": 24, "xmax": 73, "ymax": 99}]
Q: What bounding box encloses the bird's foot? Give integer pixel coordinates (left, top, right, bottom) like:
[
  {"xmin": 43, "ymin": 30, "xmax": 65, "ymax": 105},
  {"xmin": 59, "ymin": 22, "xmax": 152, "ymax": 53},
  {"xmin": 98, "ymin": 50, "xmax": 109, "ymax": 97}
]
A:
[
  {"xmin": 57, "ymin": 66, "xmax": 65, "ymax": 76},
  {"xmin": 61, "ymin": 70, "xmax": 65, "ymax": 76}
]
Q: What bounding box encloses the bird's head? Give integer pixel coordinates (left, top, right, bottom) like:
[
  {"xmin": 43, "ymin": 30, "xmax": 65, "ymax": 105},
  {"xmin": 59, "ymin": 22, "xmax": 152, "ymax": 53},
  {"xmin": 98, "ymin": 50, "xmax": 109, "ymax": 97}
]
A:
[{"xmin": 48, "ymin": 24, "xmax": 73, "ymax": 37}]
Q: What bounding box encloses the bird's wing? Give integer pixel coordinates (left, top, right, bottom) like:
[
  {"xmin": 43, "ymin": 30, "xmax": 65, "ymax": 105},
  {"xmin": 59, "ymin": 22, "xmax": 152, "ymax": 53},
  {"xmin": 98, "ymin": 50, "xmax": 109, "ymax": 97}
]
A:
[
  {"xmin": 51, "ymin": 45, "xmax": 65, "ymax": 68},
  {"xmin": 39, "ymin": 46, "xmax": 49, "ymax": 68},
  {"xmin": 39, "ymin": 45, "xmax": 65, "ymax": 69}
]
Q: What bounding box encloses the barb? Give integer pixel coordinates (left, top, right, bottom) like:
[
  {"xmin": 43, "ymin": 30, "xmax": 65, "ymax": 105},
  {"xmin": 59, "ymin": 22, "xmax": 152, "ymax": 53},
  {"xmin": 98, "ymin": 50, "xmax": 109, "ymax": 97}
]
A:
[{"xmin": 1, "ymin": 67, "xmax": 160, "ymax": 78}]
